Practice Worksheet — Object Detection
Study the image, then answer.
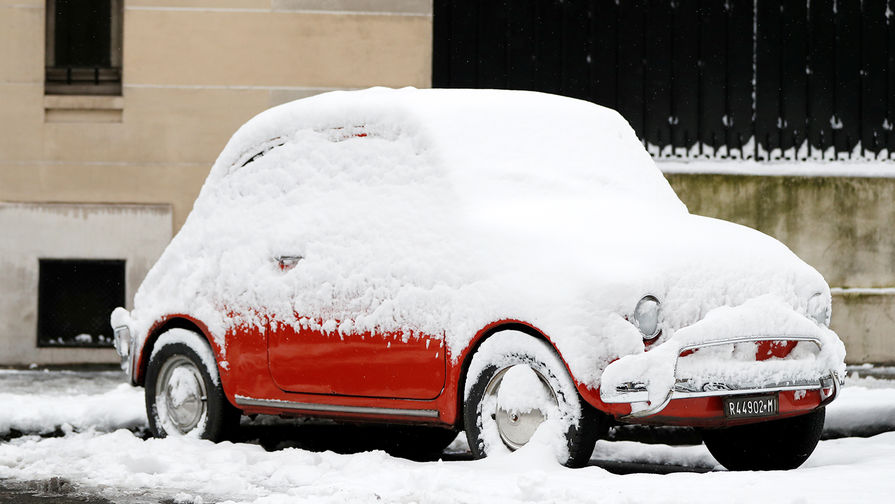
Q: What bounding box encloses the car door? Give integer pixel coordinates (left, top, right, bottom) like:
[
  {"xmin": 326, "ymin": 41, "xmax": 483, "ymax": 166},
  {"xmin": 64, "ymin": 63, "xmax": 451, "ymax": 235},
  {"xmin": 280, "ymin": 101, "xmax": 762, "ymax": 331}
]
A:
[{"xmin": 267, "ymin": 310, "xmax": 446, "ymax": 400}]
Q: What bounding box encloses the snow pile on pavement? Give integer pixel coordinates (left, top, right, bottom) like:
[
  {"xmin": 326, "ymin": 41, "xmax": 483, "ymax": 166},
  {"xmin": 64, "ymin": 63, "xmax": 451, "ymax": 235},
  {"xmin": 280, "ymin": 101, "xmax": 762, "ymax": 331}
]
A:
[
  {"xmin": 0, "ymin": 383, "xmax": 145, "ymax": 437},
  {"xmin": 122, "ymin": 87, "xmax": 841, "ymax": 389},
  {"xmin": 592, "ymin": 438, "xmax": 715, "ymax": 469},
  {"xmin": 824, "ymin": 377, "xmax": 895, "ymax": 438},
  {"xmin": 2, "ymin": 428, "xmax": 895, "ymax": 503},
  {"xmin": 1, "ymin": 369, "xmax": 895, "ymax": 503}
]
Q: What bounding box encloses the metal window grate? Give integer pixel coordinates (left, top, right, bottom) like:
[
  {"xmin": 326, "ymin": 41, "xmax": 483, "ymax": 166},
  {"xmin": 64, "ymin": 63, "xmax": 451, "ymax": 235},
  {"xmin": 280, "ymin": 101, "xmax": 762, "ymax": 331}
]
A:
[
  {"xmin": 37, "ymin": 259, "xmax": 125, "ymax": 348},
  {"xmin": 45, "ymin": 0, "xmax": 122, "ymax": 96}
]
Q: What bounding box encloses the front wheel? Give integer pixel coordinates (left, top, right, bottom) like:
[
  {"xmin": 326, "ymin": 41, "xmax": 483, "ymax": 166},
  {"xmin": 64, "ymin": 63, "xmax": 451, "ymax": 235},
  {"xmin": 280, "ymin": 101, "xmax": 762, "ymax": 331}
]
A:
[
  {"xmin": 463, "ymin": 331, "xmax": 605, "ymax": 468},
  {"xmin": 700, "ymin": 408, "xmax": 825, "ymax": 471},
  {"xmin": 145, "ymin": 329, "xmax": 240, "ymax": 441}
]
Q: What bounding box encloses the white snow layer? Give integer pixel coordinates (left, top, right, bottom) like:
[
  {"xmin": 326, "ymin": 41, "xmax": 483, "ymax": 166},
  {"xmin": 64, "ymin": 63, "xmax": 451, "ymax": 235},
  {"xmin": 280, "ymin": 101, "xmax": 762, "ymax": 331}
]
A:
[
  {"xmin": 0, "ymin": 383, "xmax": 144, "ymax": 437},
  {"xmin": 660, "ymin": 159, "xmax": 895, "ymax": 178},
  {"xmin": 1, "ymin": 371, "xmax": 895, "ymax": 502},
  {"xmin": 2, "ymin": 429, "xmax": 895, "ymax": 503},
  {"xmin": 123, "ymin": 87, "xmax": 843, "ymax": 388}
]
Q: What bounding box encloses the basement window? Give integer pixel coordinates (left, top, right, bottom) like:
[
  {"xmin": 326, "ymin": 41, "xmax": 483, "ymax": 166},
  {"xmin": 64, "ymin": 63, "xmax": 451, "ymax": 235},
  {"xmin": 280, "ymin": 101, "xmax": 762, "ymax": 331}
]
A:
[
  {"xmin": 45, "ymin": 0, "xmax": 123, "ymax": 96},
  {"xmin": 38, "ymin": 259, "xmax": 125, "ymax": 348}
]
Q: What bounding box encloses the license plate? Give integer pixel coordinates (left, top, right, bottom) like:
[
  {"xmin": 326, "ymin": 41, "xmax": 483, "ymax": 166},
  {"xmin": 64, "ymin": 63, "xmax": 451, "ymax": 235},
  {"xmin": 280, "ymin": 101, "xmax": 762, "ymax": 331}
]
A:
[{"xmin": 723, "ymin": 394, "xmax": 778, "ymax": 419}]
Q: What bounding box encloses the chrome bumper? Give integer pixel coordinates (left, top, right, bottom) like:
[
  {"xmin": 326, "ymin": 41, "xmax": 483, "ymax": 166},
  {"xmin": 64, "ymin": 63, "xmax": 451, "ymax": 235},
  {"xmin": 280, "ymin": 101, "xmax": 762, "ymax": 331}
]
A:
[{"xmin": 601, "ymin": 335, "xmax": 842, "ymax": 420}]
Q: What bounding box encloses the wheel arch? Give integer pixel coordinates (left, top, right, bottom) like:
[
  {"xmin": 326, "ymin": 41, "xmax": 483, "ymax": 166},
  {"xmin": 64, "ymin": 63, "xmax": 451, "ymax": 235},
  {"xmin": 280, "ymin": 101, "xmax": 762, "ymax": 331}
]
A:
[
  {"xmin": 453, "ymin": 320, "xmax": 560, "ymax": 427},
  {"xmin": 135, "ymin": 315, "xmax": 217, "ymax": 387}
]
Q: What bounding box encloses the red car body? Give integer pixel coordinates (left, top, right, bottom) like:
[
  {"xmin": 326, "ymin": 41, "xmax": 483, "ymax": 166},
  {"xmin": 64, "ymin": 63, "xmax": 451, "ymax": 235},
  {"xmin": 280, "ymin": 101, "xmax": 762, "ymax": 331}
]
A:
[{"xmin": 127, "ymin": 314, "xmax": 835, "ymax": 429}]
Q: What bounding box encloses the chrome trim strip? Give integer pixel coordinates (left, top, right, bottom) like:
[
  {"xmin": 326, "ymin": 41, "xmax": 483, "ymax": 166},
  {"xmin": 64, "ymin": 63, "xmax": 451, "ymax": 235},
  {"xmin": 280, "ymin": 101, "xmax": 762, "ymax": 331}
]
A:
[
  {"xmin": 607, "ymin": 377, "xmax": 832, "ymax": 403},
  {"xmin": 671, "ymin": 383, "xmax": 824, "ymax": 399},
  {"xmin": 614, "ymin": 380, "xmax": 826, "ymax": 406},
  {"xmin": 234, "ymin": 395, "xmax": 440, "ymax": 419},
  {"xmin": 677, "ymin": 334, "xmax": 823, "ymax": 354}
]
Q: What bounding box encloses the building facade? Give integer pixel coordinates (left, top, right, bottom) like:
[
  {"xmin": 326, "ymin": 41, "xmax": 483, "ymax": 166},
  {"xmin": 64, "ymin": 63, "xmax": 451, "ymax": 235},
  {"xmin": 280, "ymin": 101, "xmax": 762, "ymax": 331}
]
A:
[{"xmin": 0, "ymin": 0, "xmax": 432, "ymax": 365}]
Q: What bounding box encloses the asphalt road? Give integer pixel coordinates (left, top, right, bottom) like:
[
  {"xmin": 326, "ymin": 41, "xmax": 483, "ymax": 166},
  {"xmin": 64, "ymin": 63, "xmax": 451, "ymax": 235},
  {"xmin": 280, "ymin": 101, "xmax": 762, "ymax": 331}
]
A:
[{"xmin": 0, "ymin": 478, "xmax": 112, "ymax": 504}]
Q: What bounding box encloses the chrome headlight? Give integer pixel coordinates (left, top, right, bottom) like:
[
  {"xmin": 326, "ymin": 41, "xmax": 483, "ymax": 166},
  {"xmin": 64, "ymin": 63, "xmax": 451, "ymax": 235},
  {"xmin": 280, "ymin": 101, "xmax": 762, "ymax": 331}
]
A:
[
  {"xmin": 807, "ymin": 292, "xmax": 831, "ymax": 327},
  {"xmin": 633, "ymin": 295, "xmax": 661, "ymax": 339}
]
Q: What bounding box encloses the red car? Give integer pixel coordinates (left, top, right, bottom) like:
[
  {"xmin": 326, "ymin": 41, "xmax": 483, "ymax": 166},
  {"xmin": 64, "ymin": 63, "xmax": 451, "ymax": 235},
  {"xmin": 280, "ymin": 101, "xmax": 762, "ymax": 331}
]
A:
[{"xmin": 112, "ymin": 88, "xmax": 845, "ymax": 470}]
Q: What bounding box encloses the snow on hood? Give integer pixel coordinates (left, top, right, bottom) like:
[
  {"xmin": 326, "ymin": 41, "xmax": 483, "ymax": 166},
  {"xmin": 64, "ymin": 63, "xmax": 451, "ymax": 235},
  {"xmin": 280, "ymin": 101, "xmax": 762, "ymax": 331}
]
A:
[{"xmin": 123, "ymin": 87, "xmax": 842, "ymax": 389}]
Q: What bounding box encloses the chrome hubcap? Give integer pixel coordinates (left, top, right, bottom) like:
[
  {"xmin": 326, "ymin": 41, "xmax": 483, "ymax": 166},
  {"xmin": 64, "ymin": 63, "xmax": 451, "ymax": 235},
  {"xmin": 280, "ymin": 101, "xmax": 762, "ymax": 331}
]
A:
[
  {"xmin": 155, "ymin": 355, "xmax": 207, "ymax": 434},
  {"xmin": 485, "ymin": 364, "xmax": 558, "ymax": 450}
]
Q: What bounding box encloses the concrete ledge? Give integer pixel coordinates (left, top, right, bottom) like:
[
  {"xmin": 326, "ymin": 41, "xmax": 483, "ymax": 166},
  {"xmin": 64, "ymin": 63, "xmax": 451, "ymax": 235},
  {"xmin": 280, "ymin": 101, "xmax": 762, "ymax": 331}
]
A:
[
  {"xmin": 44, "ymin": 95, "xmax": 124, "ymax": 123},
  {"xmin": 833, "ymin": 291, "xmax": 895, "ymax": 364},
  {"xmin": 44, "ymin": 95, "xmax": 125, "ymax": 110}
]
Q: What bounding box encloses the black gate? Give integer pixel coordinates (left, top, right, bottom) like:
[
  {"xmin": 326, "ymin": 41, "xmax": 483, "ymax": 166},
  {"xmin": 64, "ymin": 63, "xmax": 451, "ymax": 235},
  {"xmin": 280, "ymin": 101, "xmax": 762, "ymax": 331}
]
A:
[{"xmin": 433, "ymin": 0, "xmax": 895, "ymax": 161}]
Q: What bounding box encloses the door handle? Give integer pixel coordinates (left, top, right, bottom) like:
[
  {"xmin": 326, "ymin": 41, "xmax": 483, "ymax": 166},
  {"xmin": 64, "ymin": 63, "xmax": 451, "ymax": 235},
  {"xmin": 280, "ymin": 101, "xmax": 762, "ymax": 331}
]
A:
[{"xmin": 275, "ymin": 255, "xmax": 303, "ymax": 271}]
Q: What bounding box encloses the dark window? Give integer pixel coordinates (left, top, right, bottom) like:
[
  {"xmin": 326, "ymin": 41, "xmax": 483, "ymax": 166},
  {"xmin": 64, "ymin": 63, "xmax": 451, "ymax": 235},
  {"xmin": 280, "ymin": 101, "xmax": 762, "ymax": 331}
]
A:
[
  {"xmin": 45, "ymin": 0, "xmax": 123, "ymax": 95},
  {"xmin": 38, "ymin": 259, "xmax": 125, "ymax": 348}
]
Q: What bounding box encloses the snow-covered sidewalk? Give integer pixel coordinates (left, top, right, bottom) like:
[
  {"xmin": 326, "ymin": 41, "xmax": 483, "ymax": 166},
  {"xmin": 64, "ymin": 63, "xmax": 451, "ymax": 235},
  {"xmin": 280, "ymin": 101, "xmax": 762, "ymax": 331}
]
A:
[
  {"xmin": 1, "ymin": 428, "xmax": 894, "ymax": 503},
  {"xmin": 0, "ymin": 370, "xmax": 144, "ymax": 437},
  {"xmin": 2, "ymin": 368, "xmax": 895, "ymax": 503}
]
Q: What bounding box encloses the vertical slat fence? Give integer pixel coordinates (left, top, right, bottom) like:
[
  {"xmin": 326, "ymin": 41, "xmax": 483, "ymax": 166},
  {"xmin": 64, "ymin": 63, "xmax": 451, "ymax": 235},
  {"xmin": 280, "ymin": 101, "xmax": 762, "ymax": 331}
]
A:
[{"xmin": 433, "ymin": 0, "xmax": 895, "ymax": 161}]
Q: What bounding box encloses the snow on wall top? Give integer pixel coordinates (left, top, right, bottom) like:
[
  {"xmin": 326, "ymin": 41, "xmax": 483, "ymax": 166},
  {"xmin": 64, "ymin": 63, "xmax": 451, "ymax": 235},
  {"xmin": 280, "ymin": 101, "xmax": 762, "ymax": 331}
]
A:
[{"xmin": 125, "ymin": 87, "xmax": 842, "ymax": 389}]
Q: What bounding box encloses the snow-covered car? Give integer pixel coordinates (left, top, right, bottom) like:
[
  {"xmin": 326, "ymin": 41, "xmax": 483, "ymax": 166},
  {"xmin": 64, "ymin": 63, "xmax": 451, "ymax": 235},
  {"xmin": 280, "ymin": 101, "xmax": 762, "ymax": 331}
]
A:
[{"xmin": 111, "ymin": 87, "xmax": 845, "ymax": 470}]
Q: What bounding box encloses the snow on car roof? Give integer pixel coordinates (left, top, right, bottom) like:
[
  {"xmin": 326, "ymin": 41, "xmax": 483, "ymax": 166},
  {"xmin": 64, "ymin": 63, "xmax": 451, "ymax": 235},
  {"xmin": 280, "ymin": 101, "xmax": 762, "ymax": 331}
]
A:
[{"xmin": 212, "ymin": 87, "xmax": 685, "ymax": 212}]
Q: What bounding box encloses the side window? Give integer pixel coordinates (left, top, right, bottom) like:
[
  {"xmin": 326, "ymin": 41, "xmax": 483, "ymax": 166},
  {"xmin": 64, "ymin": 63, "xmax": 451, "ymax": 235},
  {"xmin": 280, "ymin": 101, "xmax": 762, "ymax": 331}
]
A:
[
  {"xmin": 237, "ymin": 138, "xmax": 285, "ymax": 168},
  {"xmin": 45, "ymin": 0, "xmax": 123, "ymax": 96}
]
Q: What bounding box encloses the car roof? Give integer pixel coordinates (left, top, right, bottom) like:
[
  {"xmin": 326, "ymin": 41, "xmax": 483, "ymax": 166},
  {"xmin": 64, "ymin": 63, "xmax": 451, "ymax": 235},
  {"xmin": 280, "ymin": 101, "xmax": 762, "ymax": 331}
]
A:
[{"xmin": 209, "ymin": 87, "xmax": 684, "ymax": 211}]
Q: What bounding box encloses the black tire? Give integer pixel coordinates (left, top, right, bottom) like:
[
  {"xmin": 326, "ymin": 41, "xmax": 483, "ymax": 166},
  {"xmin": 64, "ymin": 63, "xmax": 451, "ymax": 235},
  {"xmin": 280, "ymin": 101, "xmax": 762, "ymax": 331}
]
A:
[
  {"xmin": 145, "ymin": 329, "xmax": 240, "ymax": 441},
  {"xmin": 701, "ymin": 408, "xmax": 825, "ymax": 471},
  {"xmin": 463, "ymin": 331, "xmax": 606, "ymax": 468}
]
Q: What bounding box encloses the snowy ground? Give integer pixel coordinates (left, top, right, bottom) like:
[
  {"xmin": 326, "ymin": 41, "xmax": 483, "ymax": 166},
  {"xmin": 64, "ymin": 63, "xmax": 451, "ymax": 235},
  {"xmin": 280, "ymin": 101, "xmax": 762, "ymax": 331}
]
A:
[{"xmin": 1, "ymin": 368, "xmax": 895, "ymax": 503}]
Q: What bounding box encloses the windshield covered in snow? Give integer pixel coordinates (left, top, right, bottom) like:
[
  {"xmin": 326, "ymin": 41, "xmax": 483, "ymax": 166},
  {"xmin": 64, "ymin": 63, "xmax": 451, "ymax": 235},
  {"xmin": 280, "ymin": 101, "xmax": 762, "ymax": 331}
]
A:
[{"xmin": 209, "ymin": 88, "xmax": 687, "ymax": 218}]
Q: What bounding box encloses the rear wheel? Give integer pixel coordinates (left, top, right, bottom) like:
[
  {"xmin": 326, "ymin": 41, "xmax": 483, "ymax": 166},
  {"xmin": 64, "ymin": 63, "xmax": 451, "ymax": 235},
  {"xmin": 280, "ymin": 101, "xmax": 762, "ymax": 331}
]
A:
[
  {"xmin": 463, "ymin": 331, "xmax": 605, "ymax": 468},
  {"xmin": 700, "ymin": 408, "xmax": 825, "ymax": 471},
  {"xmin": 145, "ymin": 329, "xmax": 240, "ymax": 441}
]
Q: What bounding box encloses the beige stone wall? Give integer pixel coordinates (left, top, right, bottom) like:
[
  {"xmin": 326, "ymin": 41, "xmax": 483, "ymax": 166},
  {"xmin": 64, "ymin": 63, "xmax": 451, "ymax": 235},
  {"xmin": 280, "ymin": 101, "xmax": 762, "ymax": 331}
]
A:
[
  {"xmin": 0, "ymin": 0, "xmax": 433, "ymax": 231},
  {"xmin": 0, "ymin": 0, "xmax": 432, "ymax": 364},
  {"xmin": 666, "ymin": 173, "xmax": 895, "ymax": 364}
]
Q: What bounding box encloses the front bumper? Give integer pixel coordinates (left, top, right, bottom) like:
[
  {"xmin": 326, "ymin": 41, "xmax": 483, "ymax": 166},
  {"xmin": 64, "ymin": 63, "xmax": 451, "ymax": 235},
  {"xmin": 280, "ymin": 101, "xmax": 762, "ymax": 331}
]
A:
[{"xmin": 600, "ymin": 335, "xmax": 842, "ymax": 421}]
